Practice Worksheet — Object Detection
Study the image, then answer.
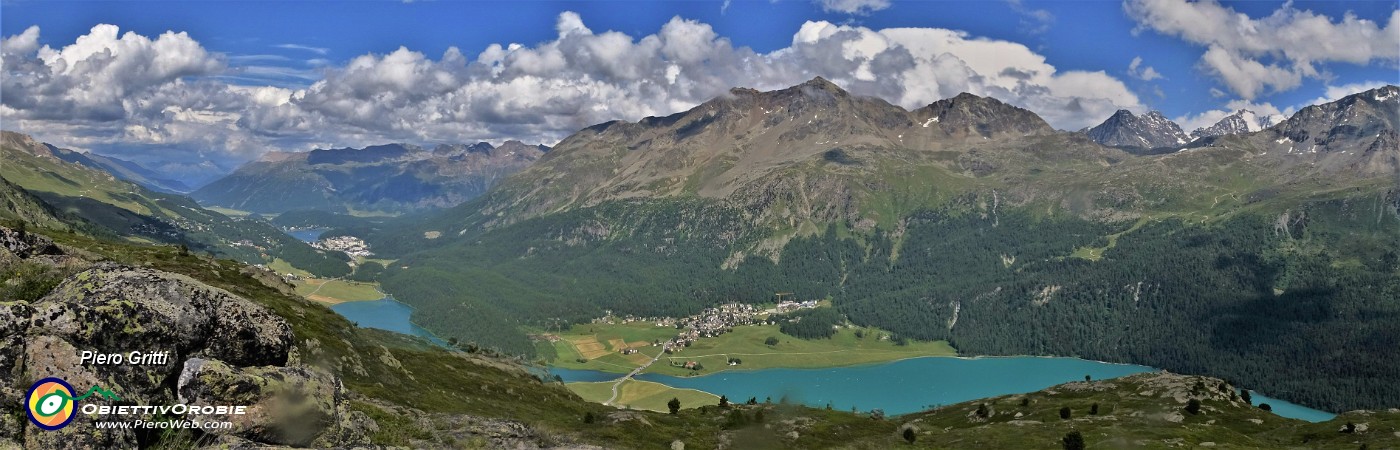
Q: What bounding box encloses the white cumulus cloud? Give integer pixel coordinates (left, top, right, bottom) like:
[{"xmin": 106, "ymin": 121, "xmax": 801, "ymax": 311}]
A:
[
  {"xmin": 1128, "ymin": 56, "xmax": 1164, "ymax": 81},
  {"xmin": 3, "ymin": 14, "xmax": 1145, "ymax": 170},
  {"xmin": 1308, "ymin": 80, "xmax": 1394, "ymax": 105},
  {"xmin": 1125, "ymin": 0, "xmax": 1400, "ymax": 99}
]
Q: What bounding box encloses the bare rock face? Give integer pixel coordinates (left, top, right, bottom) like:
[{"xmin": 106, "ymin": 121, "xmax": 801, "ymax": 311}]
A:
[
  {"xmin": 0, "ymin": 255, "xmax": 368, "ymax": 449},
  {"xmin": 1084, "ymin": 109, "xmax": 1189, "ymax": 150}
]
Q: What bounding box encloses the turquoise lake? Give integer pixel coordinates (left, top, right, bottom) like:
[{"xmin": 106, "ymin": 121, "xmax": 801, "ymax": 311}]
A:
[
  {"xmin": 331, "ymin": 297, "xmax": 449, "ymax": 347},
  {"xmin": 552, "ymin": 357, "xmax": 1336, "ymax": 422},
  {"xmin": 281, "ymin": 227, "xmax": 448, "ymax": 346}
]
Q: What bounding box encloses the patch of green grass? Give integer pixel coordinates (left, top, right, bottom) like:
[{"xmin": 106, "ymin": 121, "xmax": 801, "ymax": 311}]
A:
[
  {"xmin": 546, "ymin": 322, "xmax": 955, "ymax": 377},
  {"xmin": 566, "ymin": 380, "xmax": 720, "ymax": 413},
  {"xmin": 646, "ymin": 325, "xmax": 956, "ymax": 377},
  {"xmin": 296, "ymin": 278, "xmax": 383, "ymax": 303},
  {"xmin": 1070, "ymin": 216, "xmax": 1150, "ymax": 261},
  {"xmin": 267, "ymin": 258, "xmax": 313, "ymax": 278},
  {"xmin": 204, "ymin": 206, "xmax": 252, "ymax": 217},
  {"xmin": 270, "ymin": 257, "xmax": 383, "ymax": 303}
]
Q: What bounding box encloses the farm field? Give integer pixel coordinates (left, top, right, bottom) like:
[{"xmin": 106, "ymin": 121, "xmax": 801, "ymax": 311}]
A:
[
  {"xmin": 566, "ymin": 380, "xmax": 720, "ymax": 412},
  {"xmin": 544, "ymin": 321, "xmax": 956, "ymax": 377},
  {"xmin": 269, "ymin": 258, "xmax": 384, "ymax": 304}
]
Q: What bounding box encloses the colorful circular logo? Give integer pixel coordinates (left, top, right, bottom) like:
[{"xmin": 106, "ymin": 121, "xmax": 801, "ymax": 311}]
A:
[{"xmin": 27, "ymin": 378, "xmax": 77, "ymax": 430}]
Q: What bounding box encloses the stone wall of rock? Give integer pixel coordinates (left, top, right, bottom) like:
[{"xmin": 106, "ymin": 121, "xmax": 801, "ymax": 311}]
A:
[{"xmin": 0, "ymin": 228, "xmax": 372, "ymax": 449}]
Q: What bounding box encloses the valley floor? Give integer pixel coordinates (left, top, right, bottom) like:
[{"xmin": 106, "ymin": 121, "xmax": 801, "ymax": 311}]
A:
[
  {"xmin": 542, "ymin": 322, "xmax": 957, "ymax": 378},
  {"xmin": 567, "ymin": 379, "xmax": 722, "ymax": 412},
  {"xmin": 268, "ymin": 257, "xmax": 385, "ymax": 304}
]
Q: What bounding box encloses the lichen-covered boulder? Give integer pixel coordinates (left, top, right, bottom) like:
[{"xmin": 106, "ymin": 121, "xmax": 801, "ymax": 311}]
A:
[
  {"xmin": 3, "ymin": 263, "xmax": 299, "ymax": 449},
  {"xmin": 21, "ymin": 335, "xmax": 139, "ymax": 450},
  {"xmin": 32, "ymin": 263, "xmax": 293, "ymax": 368},
  {"xmin": 177, "ymin": 358, "xmax": 365, "ymax": 447},
  {"xmin": 0, "ymin": 302, "xmax": 32, "ymax": 442}
]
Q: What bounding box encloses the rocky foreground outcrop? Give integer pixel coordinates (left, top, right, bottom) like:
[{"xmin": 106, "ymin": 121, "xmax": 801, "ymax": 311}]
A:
[{"xmin": 0, "ymin": 229, "xmax": 373, "ymax": 449}]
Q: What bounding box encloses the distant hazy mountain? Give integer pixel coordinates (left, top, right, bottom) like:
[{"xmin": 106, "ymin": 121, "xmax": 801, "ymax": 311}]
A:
[
  {"xmin": 192, "ymin": 141, "xmax": 547, "ymax": 214},
  {"xmin": 1084, "ymin": 109, "xmax": 1190, "ymax": 152},
  {"xmin": 0, "ymin": 130, "xmax": 352, "ymax": 277},
  {"xmin": 42, "ymin": 144, "xmax": 192, "ymax": 193},
  {"xmin": 1189, "ymin": 109, "xmax": 1285, "ymax": 141}
]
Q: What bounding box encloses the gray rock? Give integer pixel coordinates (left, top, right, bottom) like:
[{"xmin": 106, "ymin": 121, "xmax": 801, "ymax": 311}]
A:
[
  {"xmin": 1, "ymin": 263, "xmax": 306, "ymax": 449},
  {"xmin": 33, "ymin": 263, "xmax": 293, "ymax": 367},
  {"xmin": 0, "ymin": 227, "xmax": 62, "ymax": 259}
]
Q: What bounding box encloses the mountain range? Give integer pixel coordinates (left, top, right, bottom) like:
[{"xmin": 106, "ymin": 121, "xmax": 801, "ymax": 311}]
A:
[
  {"xmin": 0, "ymin": 131, "xmax": 352, "ymax": 277},
  {"xmin": 5, "ymin": 77, "xmax": 1398, "ymax": 420},
  {"xmin": 42, "ymin": 145, "xmax": 193, "ymax": 193},
  {"xmin": 360, "ymin": 79, "xmax": 1399, "ymax": 414},
  {"xmin": 1082, "ymin": 107, "xmax": 1293, "ymax": 153},
  {"xmin": 192, "ymin": 140, "xmax": 548, "ymax": 214},
  {"xmin": 1190, "ymin": 109, "xmax": 1285, "ymax": 141},
  {"xmin": 3, "ymin": 76, "xmax": 1400, "ymax": 448}
]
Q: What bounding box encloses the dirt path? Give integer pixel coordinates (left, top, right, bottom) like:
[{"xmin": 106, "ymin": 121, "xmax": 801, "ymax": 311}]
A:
[{"xmin": 604, "ymin": 350, "xmax": 664, "ymax": 406}]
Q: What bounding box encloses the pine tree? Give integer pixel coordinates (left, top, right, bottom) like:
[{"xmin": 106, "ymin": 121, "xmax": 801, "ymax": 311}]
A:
[
  {"xmin": 1062, "ymin": 431, "xmax": 1085, "ymax": 450},
  {"xmin": 668, "ymin": 397, "xmax": 681, "ymax": 415}
]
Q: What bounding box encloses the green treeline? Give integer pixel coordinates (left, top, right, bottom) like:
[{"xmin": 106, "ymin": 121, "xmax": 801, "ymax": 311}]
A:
[
  {"xmin": 773, "ymin": 307, "xmax": 844, "ymax": 339},
  {"xmin": 377, "ymin": 193, "xmax": 1400, "ymax": 411}
]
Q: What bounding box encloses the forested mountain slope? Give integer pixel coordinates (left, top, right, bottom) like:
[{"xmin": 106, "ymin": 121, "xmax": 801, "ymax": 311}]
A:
[{"xmin": 363, "ymin": 81, "xmax": 1399, "ymax": 412}]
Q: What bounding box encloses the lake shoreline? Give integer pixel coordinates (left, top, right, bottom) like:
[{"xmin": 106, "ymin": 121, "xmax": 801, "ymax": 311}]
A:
[{"xmin": 551, "ymin": 355, "xmax": 1338, "ymax": 423}]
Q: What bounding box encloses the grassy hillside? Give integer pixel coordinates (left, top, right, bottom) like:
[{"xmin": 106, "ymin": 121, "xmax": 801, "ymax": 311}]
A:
[
  {"xmin": 0, "ymin": 132, "xmax": 351, "ymax": 277},
  {"xmin": 0, "ymin": 176, "xmax": 76, "ymax": 232}
]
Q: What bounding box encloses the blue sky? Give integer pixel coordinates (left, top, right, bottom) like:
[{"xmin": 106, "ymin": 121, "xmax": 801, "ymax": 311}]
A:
[{"xmin": 2, "ymin": 0, "xmax": 1397, "ymax": 173}]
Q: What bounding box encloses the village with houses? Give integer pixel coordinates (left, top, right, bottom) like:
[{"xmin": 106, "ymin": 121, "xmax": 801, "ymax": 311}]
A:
[
  {"xmin": 313, "ymin": 235, "xmax": 374, "ymax": 259},
  {"xmin": 545, "ymin": 296, "xmax": 826, "ymax": 374}
]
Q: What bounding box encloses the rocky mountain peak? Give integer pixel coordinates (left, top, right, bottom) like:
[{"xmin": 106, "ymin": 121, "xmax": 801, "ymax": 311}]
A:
[
  {"xmin": 1260, "ymin": 85, "xmax": 1399, "ymax": 174},
  {"xmin": 0, "ymin": 130, "xmax": 54, "ymax": 158},
  {"xmin": 799, "ymin": 76, "xmax": 844, "ymax": 93},
  {"xmin": 916, "ymin": 92, "xmax": 1053, "ymax": 138},
  {"xmin": 433, "ymin": 142, "xmax": 496, "ymax": 156},
  {"xmin": 1190, "ymin": 109, "xmax": 1283, "ymax": 140},
  {"xmin": 1085, "ymin": 108, "xmax": 1189, "ymax": 150}
]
